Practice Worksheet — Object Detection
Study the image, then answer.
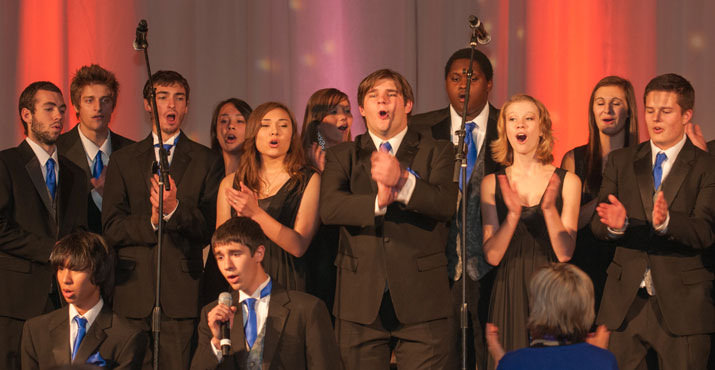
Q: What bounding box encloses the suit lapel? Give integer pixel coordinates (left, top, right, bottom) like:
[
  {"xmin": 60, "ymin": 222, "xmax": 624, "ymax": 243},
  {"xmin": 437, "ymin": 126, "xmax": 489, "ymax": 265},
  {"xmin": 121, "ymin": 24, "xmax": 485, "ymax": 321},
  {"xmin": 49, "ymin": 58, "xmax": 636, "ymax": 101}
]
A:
[
  {"xmin": 65, "ymin": 127, "xmax": 92, "ymax": 176},
  {"xmin": 634, "ymin": 143, "xmax": 655, "ymax": 224},
  {"xmin": 660, "ymin": 140, "xmax": 696, "ymax": 207},
  {"xmin": 20, "ymin": 142, "xmax": 56, "ymax": 222},
  {"xmin": 395, "ymin": 129, "xmax": 419, "ymax": 174},
  {"xmin": 137, "ymin": 136, "xmax": 156, "ymax": 193},
  {"xmin": 169, "ymin": 133, "xmax": 190, "ymax": 186},
  {"xmin": 49, "ymin": 307, "xmax": 72, "ymax": 365},
  {"xmin": 73, "ymin": 307, "xmax": 110, "ymax": 364},
  {"xmin": 431, "ymin": 114, "xmax": 451, "ymax": 141},
  {"xmin": 262, "ymin": 287, "xmax": 289, "ymax": 370},
  {"xmin": 358, "ymin": 134, "xmax": 377, "ymax": 194}
]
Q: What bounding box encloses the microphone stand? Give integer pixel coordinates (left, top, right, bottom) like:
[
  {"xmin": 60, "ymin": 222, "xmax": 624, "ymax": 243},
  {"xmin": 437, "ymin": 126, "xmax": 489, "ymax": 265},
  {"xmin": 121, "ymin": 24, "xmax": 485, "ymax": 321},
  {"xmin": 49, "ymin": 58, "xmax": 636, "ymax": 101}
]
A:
[
  {"xmin": 134, "ymin": 20, "xmax": 171, "ymax": 370},
  {"xmin": 452, "ymin": 23, "xmax": 481, "ymax": 370}
]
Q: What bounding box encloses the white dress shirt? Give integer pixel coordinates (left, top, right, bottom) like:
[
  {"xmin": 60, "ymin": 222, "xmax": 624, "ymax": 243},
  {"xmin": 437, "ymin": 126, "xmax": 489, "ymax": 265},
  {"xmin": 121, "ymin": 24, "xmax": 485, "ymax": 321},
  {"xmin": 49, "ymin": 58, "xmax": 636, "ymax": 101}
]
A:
[
  {"xmin": 449, "ymin": 102, "xmax": 489, "ymax": 156},
  {"xmin": 68, "ymin": 298, "xmax": 104, "ymax": 357},
  {"xmin": 77, "ymin": 127, "xmax": 112, "ymax": 209},
  {"xmin": 25, "ymin": 138, "xmax": 58, "ymax": 187}
]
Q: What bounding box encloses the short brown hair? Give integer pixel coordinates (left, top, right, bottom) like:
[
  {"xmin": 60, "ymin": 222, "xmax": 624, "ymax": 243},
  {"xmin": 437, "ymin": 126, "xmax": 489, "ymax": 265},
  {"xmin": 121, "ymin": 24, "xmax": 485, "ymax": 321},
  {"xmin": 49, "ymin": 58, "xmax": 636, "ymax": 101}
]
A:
[
  {"xmin": 491, "ymin": 94, "xmax": 554, "ymax": 166},
  {"xmin": 527, "ymin": 263, "xmax": 595, "ymax": 343},
  {"xmin": 50, "ymin": 231, "xmax": 116, "ymax": 301},
  {"xmin": 644, "ymin": 73, "xmax": 694, "ymax": 112},
  {"xmin": 70, "ymin": 64, "xmax": 120, "ymax": 110},
  {"xmin": 210, "ymin": 98, "xmax": 253, "ymax": 151},
  {"xmin": 212, "ymin": 217, "xmax": 267, "ymax": 256},
  {"xmin": 18, "ymin": 81, "xmax": 62, "ymax": 134},
  {"xmin": 357, "ymin": 69, "xmax": 414, "ymax": 109},
  {"xmin": 142, "ymin": 70, "xmax": 190, "ymax": 101}
]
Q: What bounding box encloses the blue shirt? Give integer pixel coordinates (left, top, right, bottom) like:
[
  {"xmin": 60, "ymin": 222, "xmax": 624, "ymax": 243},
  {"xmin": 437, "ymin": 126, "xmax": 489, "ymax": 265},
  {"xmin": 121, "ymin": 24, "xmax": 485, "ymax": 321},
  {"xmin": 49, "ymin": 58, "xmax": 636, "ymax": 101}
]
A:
[{"xmin": 497, "ymin": 342, "xmax": 618, "ymax": 370}]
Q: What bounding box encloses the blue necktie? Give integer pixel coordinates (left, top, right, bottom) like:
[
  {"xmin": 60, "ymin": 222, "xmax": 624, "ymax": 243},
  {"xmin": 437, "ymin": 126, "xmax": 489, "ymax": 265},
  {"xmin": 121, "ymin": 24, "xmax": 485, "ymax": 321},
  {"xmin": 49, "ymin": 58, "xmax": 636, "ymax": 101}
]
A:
[
  {"xmin": 653, "ymin": 152, "xmax": 667, "ymax": 190},
  {"xmin": 379, "ymin": 141, "xmax": 392, "ymax": 154},
  {"xmin": 244, "ymin": 280, "xmax": 273, "ymax": 349},
  {"xmin": 72, "ymin": 315, "xmax": 88, "ymax": 360},
  {"xmin": 46, "ymin": 158, "xmax": 56, "ymax": 199},
  {"xmin": 92, "ymin": 151, "xmax": 103, "ymax": 179},
  {"xmin": 459, "ymin": 122, "xmax": 477, "ymax": 191}
]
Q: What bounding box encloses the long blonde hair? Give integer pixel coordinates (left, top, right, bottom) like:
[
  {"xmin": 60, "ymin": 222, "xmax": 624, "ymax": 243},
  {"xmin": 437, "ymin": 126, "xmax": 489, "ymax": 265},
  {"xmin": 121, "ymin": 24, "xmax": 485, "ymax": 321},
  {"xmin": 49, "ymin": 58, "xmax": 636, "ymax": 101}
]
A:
[{"xmin": 491, "ymin": 94, "xmax": 554, "ymax": 166}]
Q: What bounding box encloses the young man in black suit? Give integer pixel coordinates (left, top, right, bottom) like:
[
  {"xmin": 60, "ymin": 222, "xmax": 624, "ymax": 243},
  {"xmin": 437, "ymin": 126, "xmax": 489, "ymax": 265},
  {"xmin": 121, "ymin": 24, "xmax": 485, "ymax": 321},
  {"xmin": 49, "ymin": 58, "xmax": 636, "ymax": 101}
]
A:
[
  {"xmin": 320, "ymin": 69, "xmax": 458, "ymax": 369},
  {"xmin": 57, "ymin": 64, "xmax": 134, "ymax": 234},
  {"xmin": 21, "ymin": 231, "xmax": 149, "ymax": 369},
  {"xmin": 102, "ymin": 70, "xmax": 224, "ymax": 369},
  {"xmin": 0, "ymin": 81, "xmax": 88, "ymax": 370},
  {"xmin": 191, "ymin": 217, "xmax": 341, "ymax": 370},
  {"xmin": 410, "ymin": 48, "xmax": 499, "ymax": 369},
  {"xmin": 593, "ymin": 73, "xmax": 715, "ymax": 369}
]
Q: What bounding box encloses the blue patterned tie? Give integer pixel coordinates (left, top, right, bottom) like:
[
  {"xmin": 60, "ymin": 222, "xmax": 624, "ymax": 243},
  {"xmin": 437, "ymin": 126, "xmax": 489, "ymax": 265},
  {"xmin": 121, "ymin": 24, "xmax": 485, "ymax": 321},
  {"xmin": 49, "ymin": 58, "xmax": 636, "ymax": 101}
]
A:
[
  {"xmin": 72, "ymin": 315, "xmax": 88, "ymax": 360},
  {"xmin": 243, "ymin": 280, "xmax": 272, "ymax": 349},
  {"xmin": 92, "ymin": 151, "xmax": 103, "ymax": 179},
  {"xmin": 379, "ymin": 141, "xmax": 392, "ymax": 154},
  {"xmin": 653, "ymin": 152, "xmax": 667, "ymax": 190},
  {"xmin": 459, "ymin": 122, "xmax": 477, "ymax": 191},
  {"xmin": 46, "ymin": 158, "xmax": 56, "ymax": 199}
]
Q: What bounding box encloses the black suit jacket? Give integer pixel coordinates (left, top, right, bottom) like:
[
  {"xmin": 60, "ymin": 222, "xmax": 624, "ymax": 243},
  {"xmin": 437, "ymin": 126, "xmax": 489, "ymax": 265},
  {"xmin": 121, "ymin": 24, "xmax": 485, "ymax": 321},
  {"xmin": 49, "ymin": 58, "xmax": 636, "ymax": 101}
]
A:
[
  {"xmin": 320, "ymin": 128, "xmax": 457, "ymax": 325},
  {"xmin": 708, "ymin": 139, "xmax": 715, "ymax": 154},
  {"xmin": 102, "ymin": 132, "xmax": 223, "ymax": 319},
  {"xmin": 591, "ymin": 139, "xmax": 715, "ymax": 335},
  {"xmin": 410, "ymin": 105, "xmax": 501, "ymax": 281},
  {"xmin": 0, "ymin": 141, "xmax": 87, "ymax": 319},
  {"xmin": 190, "ymin": 285, "xmax": 342, "ymax": 370},
  {"xmin": 21, "ymin": 304, "xmax": 149, "ymax": 369},
  {"xmin": 57, "ymin": 125, "xmax": 135, "ymax": 234}
]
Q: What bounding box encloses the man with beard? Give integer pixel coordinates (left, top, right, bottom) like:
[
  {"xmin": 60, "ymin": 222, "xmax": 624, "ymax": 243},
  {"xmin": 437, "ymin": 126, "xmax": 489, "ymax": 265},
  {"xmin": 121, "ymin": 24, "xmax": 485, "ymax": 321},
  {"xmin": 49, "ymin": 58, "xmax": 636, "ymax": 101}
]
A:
[
  {"xmin": 0, "ymin": 81, "xmax": 88, "ymax": 369},
  {"xmin": 102, "ymin": 70, "xmax": 223, "ymax": 368}
]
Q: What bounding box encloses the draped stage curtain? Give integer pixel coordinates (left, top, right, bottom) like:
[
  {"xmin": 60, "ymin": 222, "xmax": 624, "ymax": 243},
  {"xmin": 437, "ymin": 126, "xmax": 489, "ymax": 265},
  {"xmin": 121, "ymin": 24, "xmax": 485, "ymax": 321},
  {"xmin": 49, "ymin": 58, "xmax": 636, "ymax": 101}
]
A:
[{"xmin": 1, "ymin": 0, "xmax": 713, "ymax": 163}]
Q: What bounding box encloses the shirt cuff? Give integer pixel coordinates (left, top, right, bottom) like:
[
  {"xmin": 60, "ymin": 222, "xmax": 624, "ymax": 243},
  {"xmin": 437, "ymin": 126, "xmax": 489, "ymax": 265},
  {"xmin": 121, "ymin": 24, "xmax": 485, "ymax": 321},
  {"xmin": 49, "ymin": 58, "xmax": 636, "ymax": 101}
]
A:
[
  {"xmin": 654, "ymin": 212, "xmax": 670, "ymax": 234},
  {"xmin": 606, "ymin": 217, "xmax": 628, "ymax": 239},
  {"xmin": 395, "ymin": 172, "xmax": 416, "ymax": 205},
  {"xmin": 211, "ymin": 340, "xmax": 223, "ymax": 362},
  {"xmin": 374, "ymin": 196, "xmax": 387, "ymax": 216}
]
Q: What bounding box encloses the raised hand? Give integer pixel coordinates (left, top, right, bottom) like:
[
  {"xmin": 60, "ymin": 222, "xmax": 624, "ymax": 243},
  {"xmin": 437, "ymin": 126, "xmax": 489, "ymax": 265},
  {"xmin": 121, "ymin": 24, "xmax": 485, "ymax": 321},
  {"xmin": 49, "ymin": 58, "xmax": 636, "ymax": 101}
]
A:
[
  {"xmin": 309, "ymin": 142, "xmax": 326, "ymax": 172},
  {"xmin": 90, "ymin": 169, "xmax": 106, "ymax": 196},
  {"xmin": 207, "ymin": 302, "xmax": 237, "ymax": 350},
  {"xmin": 685, "ymin": 122, "xmax": 707, "ymax": 151},
  {"xmin": 596, "ymin": 194, "xmax": 627, "ymax": 230},
  {"xmin": 225, "ymin": 182, "xmax": 260, "ymax": 218},
  {"xmin": 371, "ymin": 151, "xmax": 403, "ymax": 188},
  {"xmin": 652, "ymin": 191, "xmax": 668, "ymax": 227},
  {"xmin": 377, "ymin": 182, "xmax": 396, "ymax": 209},
  {"xmin": 497, "ymin": 174, "xmax": 522, "ymax": 219},
  {"xmin": 541, "ymin": 172, "xmax": 561, "ymax": 211},
  {"xmin": 150, "ymin": 174, "xmax": 178, "ymax": 225}
]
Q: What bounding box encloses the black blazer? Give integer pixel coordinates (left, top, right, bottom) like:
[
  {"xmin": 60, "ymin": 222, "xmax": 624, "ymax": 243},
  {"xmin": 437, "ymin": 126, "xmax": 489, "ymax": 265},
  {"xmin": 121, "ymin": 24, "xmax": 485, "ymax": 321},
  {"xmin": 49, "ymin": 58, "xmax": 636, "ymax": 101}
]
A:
[
  {"xmin": 591, "ymin": 139, "xmax": 715, "ymax": 335},
  {"xmin": 102, "ymin": 132, "xmax": 224, "ymax": 319},
  {"xmin": 708, "ymin": 139, "xmax": 715, "ymax": 154},
  {"xmin": 21, "ymin": 304, "xmax": 149, "ymax": 369},
  {"xmin": 190, "ymin": 285, "xmax": 342, "ymax": 370},
  {"xmin": 57, "ymin": 125, "xmax": 135, "ymax": 234},
  {"xmin": 320, "ymin": 128, "xmax": 457, "ymax": 325},
  {"xmin": 0, "ymin": 141, "xmax": 87, "ymax": 319}
]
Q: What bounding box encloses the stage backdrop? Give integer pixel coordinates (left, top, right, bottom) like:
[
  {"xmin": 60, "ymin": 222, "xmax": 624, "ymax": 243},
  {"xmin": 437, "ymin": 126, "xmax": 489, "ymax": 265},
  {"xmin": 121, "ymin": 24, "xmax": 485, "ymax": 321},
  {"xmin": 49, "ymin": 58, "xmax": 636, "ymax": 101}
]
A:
[{"xmin": 1, "ymin": 0, "xmax": 713, "ymax": 163}]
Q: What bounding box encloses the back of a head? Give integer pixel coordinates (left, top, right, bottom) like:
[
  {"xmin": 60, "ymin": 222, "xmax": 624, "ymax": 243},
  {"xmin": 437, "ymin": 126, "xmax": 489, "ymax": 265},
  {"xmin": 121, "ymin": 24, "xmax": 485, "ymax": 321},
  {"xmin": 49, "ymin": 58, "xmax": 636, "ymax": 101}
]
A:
[{"xmin": 527, "ymin": 263, "xmax": 595, "ymax": 343}]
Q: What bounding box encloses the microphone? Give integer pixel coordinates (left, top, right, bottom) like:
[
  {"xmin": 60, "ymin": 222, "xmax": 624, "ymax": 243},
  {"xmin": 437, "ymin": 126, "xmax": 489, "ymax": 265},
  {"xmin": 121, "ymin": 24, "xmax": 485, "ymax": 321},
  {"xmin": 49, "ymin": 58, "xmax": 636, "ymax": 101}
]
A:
[
  {"xmin": 133, "ymin": 19, "xmax": 148, "ymax": 51},
  {"xmin": 468, "ymin": 15, "xmax": 491, "ymax": 45},
  {"xmin": 218, "ymin": 292, "xmax": 232, "ymax": 356}
]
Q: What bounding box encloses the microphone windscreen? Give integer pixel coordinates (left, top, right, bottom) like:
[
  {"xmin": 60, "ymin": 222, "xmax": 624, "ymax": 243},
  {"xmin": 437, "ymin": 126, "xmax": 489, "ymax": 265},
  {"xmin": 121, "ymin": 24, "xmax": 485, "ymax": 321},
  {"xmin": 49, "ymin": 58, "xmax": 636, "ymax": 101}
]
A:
[{"xmin": 218, "ymin": 292, "xmax": 232, "ymax": 307}]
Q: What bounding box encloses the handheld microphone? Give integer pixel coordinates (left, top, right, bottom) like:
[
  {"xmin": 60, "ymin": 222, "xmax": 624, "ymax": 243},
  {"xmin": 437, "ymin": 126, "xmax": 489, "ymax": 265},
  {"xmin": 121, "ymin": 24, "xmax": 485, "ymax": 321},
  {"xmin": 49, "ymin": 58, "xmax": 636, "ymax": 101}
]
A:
[
  {"xmin": 133, "ymin": 19, "xmax": 148, "ymax": 51},
  {"xmin": 218, "ymin": 292, "xmax": 233, "ymax": 356},
  {"xmin": 468, "ymin": 15, "xmax": 491, "ymax": 45}
]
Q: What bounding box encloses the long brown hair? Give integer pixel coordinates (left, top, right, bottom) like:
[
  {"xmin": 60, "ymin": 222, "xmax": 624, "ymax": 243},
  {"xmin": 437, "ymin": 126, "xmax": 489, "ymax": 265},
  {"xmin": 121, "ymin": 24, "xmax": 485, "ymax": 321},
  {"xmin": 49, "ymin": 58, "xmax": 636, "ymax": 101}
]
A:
[
  {"xmin": 584, "ymin": 76, "xmax": 639, "ymax": 195},
  {"xmin": 233, "ymin": 102, "xmax": 306, "ymax": 194}
]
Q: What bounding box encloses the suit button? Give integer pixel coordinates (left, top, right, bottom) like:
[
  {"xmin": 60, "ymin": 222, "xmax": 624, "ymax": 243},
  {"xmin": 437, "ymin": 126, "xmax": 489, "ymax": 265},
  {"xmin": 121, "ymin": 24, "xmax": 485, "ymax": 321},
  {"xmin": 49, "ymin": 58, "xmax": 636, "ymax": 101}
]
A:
[{"xmin": 384, "ymin": 237, "xmax": 390, "ymax": 243}]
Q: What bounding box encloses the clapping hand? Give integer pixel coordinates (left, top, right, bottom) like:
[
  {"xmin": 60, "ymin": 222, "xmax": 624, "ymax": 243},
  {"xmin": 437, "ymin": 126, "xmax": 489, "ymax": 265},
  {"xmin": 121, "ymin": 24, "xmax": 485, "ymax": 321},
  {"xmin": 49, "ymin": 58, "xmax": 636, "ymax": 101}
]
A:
[{"xmin": 596, "ymin": 194, "xmax": 627, "ymax": 230}]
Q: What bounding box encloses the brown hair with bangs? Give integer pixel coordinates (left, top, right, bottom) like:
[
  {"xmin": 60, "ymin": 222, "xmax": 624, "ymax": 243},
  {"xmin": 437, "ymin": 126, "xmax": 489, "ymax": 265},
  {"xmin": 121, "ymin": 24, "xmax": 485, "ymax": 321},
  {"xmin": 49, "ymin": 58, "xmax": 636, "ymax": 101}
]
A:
[
  {"xmin": 212, "ymin": 216, "xmax": 268, "ymax": 257},
  {"xmin": 233, "ymin": 102, "xmax": 306, "ymax": 194},
  {"xmin": 491, "ymin": 94, "xmax": 554, "ymax": 166},
  {"xmin": 357, "ymin": 69, "xmax": 414, "ymax": 110},
  {"xmin": 70, "ymin": 64, "xmax": 120, "ymax": 114},
  {"xmin": 300, "ymin": 88, "xmax": 351, "ymax": 159},
  {"xmin": 50, "ymin": 231, "xmax": 116, "ymax": 302}
]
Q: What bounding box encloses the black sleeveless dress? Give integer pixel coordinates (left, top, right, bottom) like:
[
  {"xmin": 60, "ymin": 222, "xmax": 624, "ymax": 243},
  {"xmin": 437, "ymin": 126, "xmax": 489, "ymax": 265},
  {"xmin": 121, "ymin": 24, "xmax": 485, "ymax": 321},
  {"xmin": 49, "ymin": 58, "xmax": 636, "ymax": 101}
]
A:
[
  {"xmin": 487, "ymin": 167, "xmax": 565, "ymax": 370},
  {"xmin": 239, "ymin": 167, "xmax": 315, "ymax": 291}
]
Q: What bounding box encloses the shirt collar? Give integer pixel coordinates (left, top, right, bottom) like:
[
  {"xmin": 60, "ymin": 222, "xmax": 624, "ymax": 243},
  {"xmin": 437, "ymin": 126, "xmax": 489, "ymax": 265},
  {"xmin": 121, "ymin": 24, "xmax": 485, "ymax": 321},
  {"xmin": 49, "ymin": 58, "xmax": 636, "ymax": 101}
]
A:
[
  {"xmin": 449, "ymin": 102, "xmax": 489, "ymax": 139},
  {"xmin": 68, "ymin": 297, "xmax": 104, "ymax": 328},
  {"xmin": 650, "ymin": 134, "xmax": 687, "ymax": 165},
  {"xmin": 367, "ymin": 126, "xmax": 408, "ymax": 155},
  {"xmin": 239, "ymin": 276, "xmax": 272, "ymax": 304},
  {"xmin": 77, "ymin": 126, "xmax": 112, "ymax": 159},
  {"xmin": 25, "ymin": 137, "xmax": 58, "ymax": 167},
  {"xmin": 152, "ymin": 131, "xmax": 181, "ymax": 146}
]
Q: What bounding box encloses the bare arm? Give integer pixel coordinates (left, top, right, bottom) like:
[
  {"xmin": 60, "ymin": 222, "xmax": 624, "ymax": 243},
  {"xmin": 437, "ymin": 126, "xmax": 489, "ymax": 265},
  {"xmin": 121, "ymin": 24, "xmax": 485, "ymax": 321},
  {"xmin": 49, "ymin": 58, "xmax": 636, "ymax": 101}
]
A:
[
  {"xmin": 481, "ymin": 174, "xmax": 521, "ymax": 266},
  {"xmin": 216, "ymin": 174, "xmax": 235, "ymax": 229},
  {"xmin": 542, "ymin": 172, "xmax": 580, "ymax": 262}
]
